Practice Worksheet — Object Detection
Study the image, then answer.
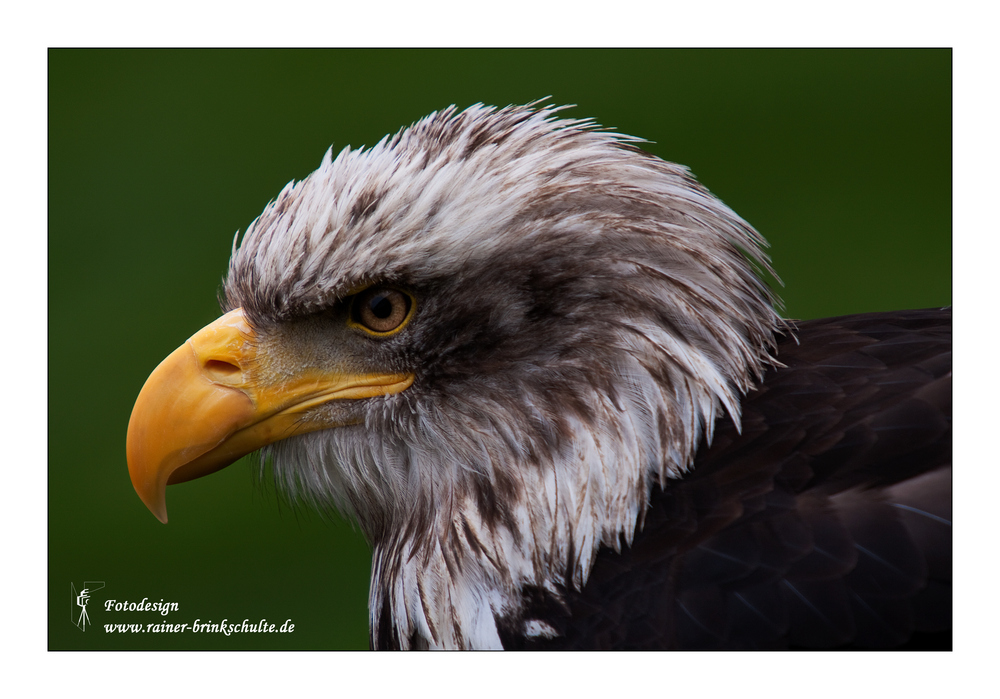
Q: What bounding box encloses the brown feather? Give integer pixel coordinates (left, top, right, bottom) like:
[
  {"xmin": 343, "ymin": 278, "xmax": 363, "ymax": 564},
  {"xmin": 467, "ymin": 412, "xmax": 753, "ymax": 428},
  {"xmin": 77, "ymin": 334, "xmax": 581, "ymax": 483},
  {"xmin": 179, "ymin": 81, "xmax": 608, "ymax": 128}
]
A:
[{"xmin": 506, "ymin": 308, "xmax": 951, "ymax": 650}]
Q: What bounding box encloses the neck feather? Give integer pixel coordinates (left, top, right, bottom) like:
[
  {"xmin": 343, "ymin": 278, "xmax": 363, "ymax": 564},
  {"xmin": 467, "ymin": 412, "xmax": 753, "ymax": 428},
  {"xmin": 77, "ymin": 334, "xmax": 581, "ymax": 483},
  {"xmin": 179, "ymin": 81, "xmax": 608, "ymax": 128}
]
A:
[{"xmin": 275, "ymin": 348, "xmax": 733, "ymax": 649}]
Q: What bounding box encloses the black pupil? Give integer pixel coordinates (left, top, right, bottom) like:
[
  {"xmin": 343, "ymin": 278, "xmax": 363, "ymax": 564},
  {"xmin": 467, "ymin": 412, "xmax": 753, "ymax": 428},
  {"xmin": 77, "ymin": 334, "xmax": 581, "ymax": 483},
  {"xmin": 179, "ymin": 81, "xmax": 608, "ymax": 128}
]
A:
[{"xmin": 370, "ymin": 294, "xmax": 393, "ymax": 319}]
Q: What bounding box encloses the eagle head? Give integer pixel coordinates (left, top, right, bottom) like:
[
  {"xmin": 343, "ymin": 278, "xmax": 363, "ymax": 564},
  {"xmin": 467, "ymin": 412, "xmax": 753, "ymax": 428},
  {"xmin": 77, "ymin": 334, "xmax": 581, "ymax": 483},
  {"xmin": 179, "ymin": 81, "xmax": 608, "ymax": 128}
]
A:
[{"xmin": 127, "ymin": 103, "xmax": 782, "ymax": 648}]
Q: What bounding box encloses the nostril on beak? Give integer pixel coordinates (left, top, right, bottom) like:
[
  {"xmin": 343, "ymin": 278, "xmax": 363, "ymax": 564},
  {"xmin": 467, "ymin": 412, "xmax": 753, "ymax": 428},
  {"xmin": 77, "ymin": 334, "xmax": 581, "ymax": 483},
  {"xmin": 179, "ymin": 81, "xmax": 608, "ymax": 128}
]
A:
[{"xmin": 204, "ymin": 359, "xmax": 241, "ymax": 380}]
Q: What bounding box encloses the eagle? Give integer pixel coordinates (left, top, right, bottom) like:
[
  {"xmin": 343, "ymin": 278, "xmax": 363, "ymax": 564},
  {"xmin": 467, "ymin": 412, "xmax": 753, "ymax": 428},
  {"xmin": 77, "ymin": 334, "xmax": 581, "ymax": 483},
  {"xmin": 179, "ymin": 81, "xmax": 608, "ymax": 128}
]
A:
[{"xmin": 126, "ymin": 103, "xmax": 951, "ymax": 650}]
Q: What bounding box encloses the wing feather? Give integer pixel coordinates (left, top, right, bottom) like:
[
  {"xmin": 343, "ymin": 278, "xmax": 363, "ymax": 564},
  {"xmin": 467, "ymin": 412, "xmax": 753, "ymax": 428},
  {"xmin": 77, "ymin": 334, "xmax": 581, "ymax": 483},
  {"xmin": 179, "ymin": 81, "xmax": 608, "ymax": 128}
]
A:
[{"xmin": 506, "ymin": 308, "xmax": 951, "ymax": 650}]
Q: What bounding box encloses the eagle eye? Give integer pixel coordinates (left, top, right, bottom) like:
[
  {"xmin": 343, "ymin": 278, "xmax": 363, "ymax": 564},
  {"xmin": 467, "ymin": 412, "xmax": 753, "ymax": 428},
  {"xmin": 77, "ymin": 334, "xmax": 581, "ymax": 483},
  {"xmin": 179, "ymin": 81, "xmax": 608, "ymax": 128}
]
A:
[{"xmin": 350, "ymin": 287, "xmax": 414, "ymax": 335}]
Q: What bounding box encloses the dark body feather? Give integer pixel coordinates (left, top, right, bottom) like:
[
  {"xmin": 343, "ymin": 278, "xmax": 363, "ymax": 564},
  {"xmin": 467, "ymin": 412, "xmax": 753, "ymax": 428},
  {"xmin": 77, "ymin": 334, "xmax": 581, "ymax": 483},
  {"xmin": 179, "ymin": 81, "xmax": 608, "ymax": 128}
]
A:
[{"xmin": 500, "ymin": 308, "xmax": 951, "ymax": 650}]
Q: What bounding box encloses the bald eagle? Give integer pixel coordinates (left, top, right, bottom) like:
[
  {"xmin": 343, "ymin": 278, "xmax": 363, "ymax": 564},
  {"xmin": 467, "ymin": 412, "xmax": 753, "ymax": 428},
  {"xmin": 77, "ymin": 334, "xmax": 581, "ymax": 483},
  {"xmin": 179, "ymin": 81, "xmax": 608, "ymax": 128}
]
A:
[{"xmin": 127, "ymin": 103, "xmax": 951, "ymax": 650}]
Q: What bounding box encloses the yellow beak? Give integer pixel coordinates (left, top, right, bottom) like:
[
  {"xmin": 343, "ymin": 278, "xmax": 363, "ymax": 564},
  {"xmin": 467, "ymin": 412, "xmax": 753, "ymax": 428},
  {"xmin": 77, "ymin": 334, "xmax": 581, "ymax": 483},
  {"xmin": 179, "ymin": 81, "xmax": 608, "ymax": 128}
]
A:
[{"xmin": 126, "ymin": 308, "xmax": 413, "ymax": 523}]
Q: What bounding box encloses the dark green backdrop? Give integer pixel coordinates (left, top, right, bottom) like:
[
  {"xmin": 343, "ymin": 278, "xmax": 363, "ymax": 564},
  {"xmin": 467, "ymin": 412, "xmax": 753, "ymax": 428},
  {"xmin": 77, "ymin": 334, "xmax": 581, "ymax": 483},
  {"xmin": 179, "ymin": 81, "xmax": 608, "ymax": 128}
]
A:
[{"xmin": 49, "ymin": 49, "xmax": 951, "ymax": 650}]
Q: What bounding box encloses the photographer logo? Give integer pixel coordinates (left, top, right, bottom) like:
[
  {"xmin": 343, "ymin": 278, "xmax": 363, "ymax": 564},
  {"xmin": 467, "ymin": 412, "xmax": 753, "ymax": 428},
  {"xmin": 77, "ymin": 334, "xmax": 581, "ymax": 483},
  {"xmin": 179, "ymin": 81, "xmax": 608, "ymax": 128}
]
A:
[{"xmin": 70, "ymin": 581, "xmax": 105, "ymax": 631}]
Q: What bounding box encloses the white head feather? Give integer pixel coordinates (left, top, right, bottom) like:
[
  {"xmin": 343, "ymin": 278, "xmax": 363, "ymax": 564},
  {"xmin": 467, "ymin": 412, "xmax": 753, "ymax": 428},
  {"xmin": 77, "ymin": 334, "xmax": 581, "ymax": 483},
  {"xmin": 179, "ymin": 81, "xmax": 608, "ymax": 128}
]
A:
[{"xmin": 224, "ymin": 103, "xmax": 783, "ymax": 649}]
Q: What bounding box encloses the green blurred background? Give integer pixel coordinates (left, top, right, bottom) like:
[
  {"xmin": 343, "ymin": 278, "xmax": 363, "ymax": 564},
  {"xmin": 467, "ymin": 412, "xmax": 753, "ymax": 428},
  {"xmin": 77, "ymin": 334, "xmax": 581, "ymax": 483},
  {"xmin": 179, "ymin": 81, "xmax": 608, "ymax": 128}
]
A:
[{"xmin": 48, "ymin": 49, "xmax": 951, "ymax": 650}]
